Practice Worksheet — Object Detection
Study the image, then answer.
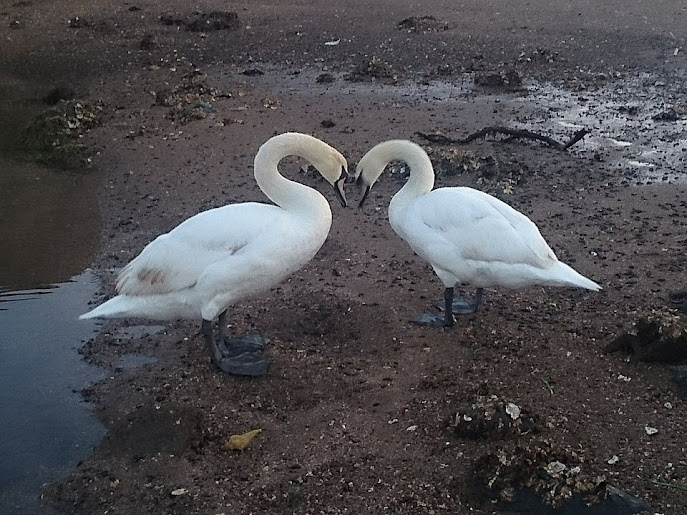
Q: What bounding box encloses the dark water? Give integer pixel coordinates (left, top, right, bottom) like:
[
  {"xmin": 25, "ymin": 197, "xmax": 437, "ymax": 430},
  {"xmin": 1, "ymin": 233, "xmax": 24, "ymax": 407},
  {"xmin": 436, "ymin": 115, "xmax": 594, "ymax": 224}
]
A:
[
  {"xmin": 0, "ymin": 272, "xmax": 106, "ymax": 514},
  {"xmin": 0, "ymin": 74, "xmax": 106, "ymax": 513},
  {"xmin": 0, "ymin": 140, "xmax": 101, "ymax": 290}
]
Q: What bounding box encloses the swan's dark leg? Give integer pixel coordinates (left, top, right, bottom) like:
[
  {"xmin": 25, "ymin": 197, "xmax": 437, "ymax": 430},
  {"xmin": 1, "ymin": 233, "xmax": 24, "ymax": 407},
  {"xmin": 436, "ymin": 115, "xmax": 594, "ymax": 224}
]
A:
[
  {"xmin": 443, "ymin": 287, "xmax": 456, "ymax": 326},
  {"xmin": 410, "ymin": 287, "xmax": 456, "ymax": 328},
  {"xmin": 439, "ymin": 288, "xmax": 484, "ymax": 315},
  {"xmin": 411, "ymin": 287, "xmax": 484, "ymax": 327},
  {"xmin": 202, "ymin": 312, "xmax": 271, "ymax": 376}
]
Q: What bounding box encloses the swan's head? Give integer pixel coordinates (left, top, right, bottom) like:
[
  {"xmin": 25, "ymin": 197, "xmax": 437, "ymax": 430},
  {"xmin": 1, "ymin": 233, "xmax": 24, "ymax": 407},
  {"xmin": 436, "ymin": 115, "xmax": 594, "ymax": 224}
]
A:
[
  {"xmin": 307, "ymin": 140, "xmax": 349, "ymax": 208},
  {"xmin": 354, "ymin": 141, "xmax": 394, "ymax": 208},
  {"xmin": 355, "ymin": 140, "xmax": 433, "ymax": 207}
]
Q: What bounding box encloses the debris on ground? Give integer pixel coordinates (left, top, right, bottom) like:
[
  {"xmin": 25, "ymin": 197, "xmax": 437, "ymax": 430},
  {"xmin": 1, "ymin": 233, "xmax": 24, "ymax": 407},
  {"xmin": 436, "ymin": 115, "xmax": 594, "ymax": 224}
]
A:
[
  {"xmin": 159, "ymin": 11, "xmax": 238, "ymax": 32},
  {"xmin": 155, "ymin": 70, "xmax": 218, "ymax": 123},
  {"xmin": 427, "ymin": 147, "xmax": 487, "ymax": 176},
  {"xmin": 464, "ymin": 440, "xmax": 651, "ymax": 514},
  {"xmin": 670, "ymin": 291, "xmax": 687, "ymax": 314},
  {"xmin": 430, "ymin": 63, "xmax": 454, "ymax": 76},
  {"xmin": 604, "ymin": 310, "xmax": 687, "ymax": 363},
  {"xmin": 517, "ymin": 47, "xmax": 560, "ymax": 65},
  {"xmin": 464, "ymin": 440, "xmax": 610, "ymax": 509},
  {"xmin": 139, "ymin": 34, "xmax": 157, "ymax": 50},
  {"xmin": 474, "ymin": 68, "xmax": 522, "ymax": 88},
  {"xmin": 316, "ymin": 73, "xmax": 335, "ymax": 84},
  {"xmin": 652, "ymin": 108, "xmax": 679, "ymax": 122},
  {"xmin": 416, "ymin": 125, "xmax": 591, "ymax": 151},
  {"xmin": 21, "ymin": 99, "xmax": 104, "ymax": 168},
  {"xmin": 67, "ymin": 16, "xmax": 92, "ymax": 28},
  {"xmin": 606, "ymin": 309, "xmax": 687, "ymax": 398},
  {"xmin": 397, "ymin": 15, "xmax": 449, "ymax": 33},
  {"xmin": 449, "ymin": 395, "xmax": 539, "ymax": 439},
  {"xmin": 345, "ymin": 57, "xmax": 396, "ymax": 82}
]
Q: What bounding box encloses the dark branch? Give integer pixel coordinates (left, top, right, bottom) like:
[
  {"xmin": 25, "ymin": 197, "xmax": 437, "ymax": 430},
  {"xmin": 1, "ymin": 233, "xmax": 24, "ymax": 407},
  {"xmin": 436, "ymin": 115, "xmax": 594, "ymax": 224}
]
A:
[{"xmin": 415, "ymin": 126, "xmax": 590, "ymax": 151}]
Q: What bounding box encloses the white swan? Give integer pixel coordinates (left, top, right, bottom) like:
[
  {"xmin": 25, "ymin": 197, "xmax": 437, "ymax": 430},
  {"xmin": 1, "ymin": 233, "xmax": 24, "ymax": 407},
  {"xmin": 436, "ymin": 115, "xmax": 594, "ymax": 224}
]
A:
[
  {"xmin": 355, "ymin": 139, "xmax": 600, "ymax": 327},
  {"xmin": 81, "ymin": 132, "xmax": 348, "ymax": 375}
]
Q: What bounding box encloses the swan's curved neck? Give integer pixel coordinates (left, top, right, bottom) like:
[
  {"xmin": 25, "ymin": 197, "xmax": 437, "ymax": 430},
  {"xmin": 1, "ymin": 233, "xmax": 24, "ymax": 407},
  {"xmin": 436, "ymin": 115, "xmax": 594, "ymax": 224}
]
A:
[
  {"xmin": 253, "ymin": 134, "xmax": 328, "ymax": 214},
  {"xmin": 390, "ymin": 141, "xmax": 435, "ymax": 207}
]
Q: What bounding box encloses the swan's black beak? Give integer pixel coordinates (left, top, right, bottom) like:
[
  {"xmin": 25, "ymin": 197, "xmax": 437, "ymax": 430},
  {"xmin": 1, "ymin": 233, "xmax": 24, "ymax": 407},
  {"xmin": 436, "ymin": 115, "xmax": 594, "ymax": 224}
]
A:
[
  {"xmin": 356, "ymin": 173, "xmax": 371, "ymax": 208},
  {"xmin": 333, "ymin": 170, "xmax": 347, "ymax": 207}
]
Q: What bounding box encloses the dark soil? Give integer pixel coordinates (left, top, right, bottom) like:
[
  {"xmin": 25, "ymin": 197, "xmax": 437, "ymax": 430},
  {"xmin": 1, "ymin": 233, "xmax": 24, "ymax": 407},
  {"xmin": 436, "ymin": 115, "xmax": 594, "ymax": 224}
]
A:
[{"xmin": 2, "ymin": 0, "xmax": 686, "ymax": 513}]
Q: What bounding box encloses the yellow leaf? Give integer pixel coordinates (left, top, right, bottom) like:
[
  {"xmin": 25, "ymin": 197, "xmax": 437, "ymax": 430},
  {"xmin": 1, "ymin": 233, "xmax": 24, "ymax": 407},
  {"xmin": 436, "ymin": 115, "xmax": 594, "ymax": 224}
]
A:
[{"xmin": 224, "ymin": 429, "xmax": 262, "ymax": 451}]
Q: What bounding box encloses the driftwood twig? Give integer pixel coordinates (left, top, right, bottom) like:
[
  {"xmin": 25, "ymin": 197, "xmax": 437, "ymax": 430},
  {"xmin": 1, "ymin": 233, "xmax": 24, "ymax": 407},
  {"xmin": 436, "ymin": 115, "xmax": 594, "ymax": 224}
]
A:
[{"xmin": 416, "ymin": 126, "xmax": 590, "ymax": 151}]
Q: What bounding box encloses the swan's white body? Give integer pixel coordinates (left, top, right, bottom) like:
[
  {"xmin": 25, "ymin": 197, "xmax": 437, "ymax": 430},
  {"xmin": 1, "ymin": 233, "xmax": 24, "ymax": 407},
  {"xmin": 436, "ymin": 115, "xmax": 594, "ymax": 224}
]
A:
[
  {"xmin": 81, "ymin": 132, "xmax": 348, "ymax": 323},
  {"xmin": 356, "ymin": 140, "xmax": 600, "ymax": 292}
]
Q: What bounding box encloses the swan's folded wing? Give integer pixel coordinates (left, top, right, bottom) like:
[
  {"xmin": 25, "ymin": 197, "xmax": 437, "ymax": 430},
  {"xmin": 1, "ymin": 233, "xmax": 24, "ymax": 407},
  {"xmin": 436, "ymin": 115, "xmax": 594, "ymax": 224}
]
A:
[
  {"xmin": 116, "ymin": 234, "xmax": 217, "ymax": 295},
  {"xmin": 116, "ymin": 203, "xmax": 282, "ymax": 296},
  {"xmin": 406, "ymin": 192, "xmax": 557, "ymax": 268}
]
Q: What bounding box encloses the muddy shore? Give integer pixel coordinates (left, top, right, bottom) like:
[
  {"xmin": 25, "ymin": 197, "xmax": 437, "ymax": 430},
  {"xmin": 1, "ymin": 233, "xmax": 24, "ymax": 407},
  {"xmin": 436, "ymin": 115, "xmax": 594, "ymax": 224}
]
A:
[{"xmin": 2, "ymin": 1, "xmax": 686, "ymax": 513}]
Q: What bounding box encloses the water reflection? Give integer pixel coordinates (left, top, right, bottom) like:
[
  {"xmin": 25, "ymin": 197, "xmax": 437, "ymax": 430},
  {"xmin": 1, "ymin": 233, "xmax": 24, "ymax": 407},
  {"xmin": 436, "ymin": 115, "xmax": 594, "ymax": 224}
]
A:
[
  {"xmin": 0, "ymin": 271, "xmax": 106, "ymax": 514},
  {"xmin": 0, "ymin": 157, "xmax": 100, "ymax": 290},
  {"xmin": 0, "ymin": 74, "xmax": 104, "ymax": 512}
]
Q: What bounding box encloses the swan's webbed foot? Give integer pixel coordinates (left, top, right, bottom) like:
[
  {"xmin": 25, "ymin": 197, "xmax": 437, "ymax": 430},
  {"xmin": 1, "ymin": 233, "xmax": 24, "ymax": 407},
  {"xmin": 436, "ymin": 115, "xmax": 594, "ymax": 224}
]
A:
[
  {"xmin": 223, "ymin": 334, "xmax": 269, "ymax": 355},
  {"xmin": 410, "ymin": 312, "xmax": 455, "ymax": 328},
  {"xmin": 202, "ymin": 316, "xmax": 271, "ymax": 377},
  {"xmin": 214, "ymin": 351, "xmax": 272, "ymax": 377},
  {"xmin": 411, "ymin": 287, "xmax": 476, "ymax": 328}
]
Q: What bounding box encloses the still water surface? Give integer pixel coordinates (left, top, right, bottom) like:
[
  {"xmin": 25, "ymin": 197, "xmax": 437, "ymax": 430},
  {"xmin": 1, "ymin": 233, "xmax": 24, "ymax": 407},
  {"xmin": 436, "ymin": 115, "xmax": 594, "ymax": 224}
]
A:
[{"xmin": 0, "ymin": 82, "xmax": 106, "ymax": 513}]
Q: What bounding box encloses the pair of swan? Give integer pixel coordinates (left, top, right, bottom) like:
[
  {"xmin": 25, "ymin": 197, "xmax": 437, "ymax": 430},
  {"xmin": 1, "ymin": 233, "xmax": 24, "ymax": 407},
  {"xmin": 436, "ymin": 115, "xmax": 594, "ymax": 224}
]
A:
[{"xmin": 81, "ymin": 133, "xmax": 600, "ymax": 375}]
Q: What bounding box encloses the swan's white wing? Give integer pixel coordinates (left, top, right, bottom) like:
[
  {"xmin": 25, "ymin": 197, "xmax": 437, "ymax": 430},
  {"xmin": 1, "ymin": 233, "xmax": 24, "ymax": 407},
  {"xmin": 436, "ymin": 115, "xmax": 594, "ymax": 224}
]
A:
[
  {"xmin": 116, "ymin": 203, "xmax": 283, "ymax": 296},
  {"xmin": 395, "ymin": 188, "xmax": 557, "ymax": 269}
]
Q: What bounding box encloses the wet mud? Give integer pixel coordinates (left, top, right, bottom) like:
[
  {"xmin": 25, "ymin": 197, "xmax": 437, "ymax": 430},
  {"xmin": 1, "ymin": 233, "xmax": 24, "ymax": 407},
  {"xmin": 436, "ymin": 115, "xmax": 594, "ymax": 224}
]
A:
[{"xmin": 1, "ymin": 0, "xmax": 687, "ymax": 513}]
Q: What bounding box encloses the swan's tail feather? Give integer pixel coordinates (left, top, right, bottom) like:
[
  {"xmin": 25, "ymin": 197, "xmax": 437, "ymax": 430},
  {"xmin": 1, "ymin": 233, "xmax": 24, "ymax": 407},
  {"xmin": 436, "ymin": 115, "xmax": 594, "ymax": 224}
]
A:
[
  {"xmin": 554, "ymin": 262, "xmax": 602, "ymax": 291},
  {"xmin": 79, "ymin": 295, "xmax": 140, "ymax": 319}
]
